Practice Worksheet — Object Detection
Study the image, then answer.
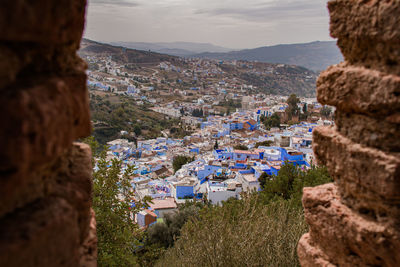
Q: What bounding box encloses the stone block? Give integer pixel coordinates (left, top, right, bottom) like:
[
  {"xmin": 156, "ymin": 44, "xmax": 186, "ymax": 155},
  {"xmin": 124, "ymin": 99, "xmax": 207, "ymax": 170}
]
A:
[
  {"xmin": 0, "ymin": 0, "xmax": 87, "ymax": 44},
  {"xmin": 335, "ymin": 111, "xmax": 400, "ymax": 152},
  {"xmin": 313, "ymin": 127, "xmax": 400, "ymax": 201},
  {"xmin": 317, "ymin": 63, "xmax": 400, "ymax": 117},
  {"xmin": 0, "ymin": 198, "xmax": 81, "ymax": 266},
  {"xmin": 303, "ymin": 184, "xmax": 400, "ymax": 267}
]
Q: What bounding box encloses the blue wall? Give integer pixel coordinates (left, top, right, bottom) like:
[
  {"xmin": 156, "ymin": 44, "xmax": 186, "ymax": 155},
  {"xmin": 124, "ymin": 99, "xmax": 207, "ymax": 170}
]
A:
[
  {"xmin": 176, "ymin": 186, "xmax": 194, "ymax": 198},
  {"xmin": 197, "ymin": 165, "xmax": 222, "ymax": 179}
]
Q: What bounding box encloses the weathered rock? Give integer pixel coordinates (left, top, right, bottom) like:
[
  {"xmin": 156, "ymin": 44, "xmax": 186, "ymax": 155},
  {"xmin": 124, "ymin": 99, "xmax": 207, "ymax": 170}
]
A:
[
  {"xmin": 0, "ymin": 198, "xmax": 81, "ymax": 266},
  {"xmin": 317, "ymin": 63, "xmax": 400, "ymax": 117},
  {"xmin": 303, "ymin": 184, "xmax": 400, "ymax": 267},
  {"xmin": 328, "ymin": 0, "xmax": 400, "ymax": 75},
  {"xmin": 335, "ymin": 110, "xmax": 400, "ymax": 152},
  {"xmin": 80, "ymin": 209, "xmax": 98, "ymax": 267},
  {"xmin": 0, "ymin": 74, "xmax": 90, "ymax": 173},
  {"xmin": 48, "ymin": 143, "xmax": 93, "ymax": 241},
  {"xmin": 328, "ymin": 0, "xmax": 400, "ymax": 42},
  {"xmin": 299, "ymin": 1, "xmax": 400, "ymax": 266},
  {"xmin": 313, "ymin": 126, "xmax": 400, "ymax": 201},
  {"xmin": 0, "ymin": 0, "xmax": 87, "ymax": 44},
  {"xmin": 0, "ymin": 0, "xmax": 95, "ymax": 265},
  {"xmin": 297, "ymin": 233, "xmax": 335, "ymax": 267}
]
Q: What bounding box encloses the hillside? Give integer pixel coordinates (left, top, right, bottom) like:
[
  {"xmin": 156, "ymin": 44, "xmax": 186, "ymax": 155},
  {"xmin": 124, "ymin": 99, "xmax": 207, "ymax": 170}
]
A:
[
  {"xmin": 192, "ymin": 41, "xmax": 343, "ymax": 72},
  {"xmin": 80, "ymin": 39, "xmax": 318, "ymax": 97},
  {"xmin": 80, "ymin": 38, "xmax": 182, "ymax": 66}
]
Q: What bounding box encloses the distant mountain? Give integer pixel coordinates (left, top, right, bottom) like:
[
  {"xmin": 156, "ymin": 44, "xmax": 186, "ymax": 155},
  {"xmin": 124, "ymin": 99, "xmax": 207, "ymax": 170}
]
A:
[
  {"xmin": 79, "ymin": 38, "xmax": 180, "ymax": 65},
  {"xmin": 192, "ymin": 41, "xmax": 343, "ymax": 72},
  {"xmin": 110, "ymin": 41, "xmax": 233, "ymax": 56}
]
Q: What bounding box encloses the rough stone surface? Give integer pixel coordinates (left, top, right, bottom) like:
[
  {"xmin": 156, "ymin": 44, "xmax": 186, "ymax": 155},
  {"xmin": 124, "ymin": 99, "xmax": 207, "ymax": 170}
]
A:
[
  {"xmin": 299, "ymin": 1, "xmax": 400, "ymax": 266},
  {"xmin": 313, "ymin": 127, "xmax": 400, "ymax": 201},
  {"xmin": 329, "ymin": 0, "xmax": 400, "ymax": 41},
  {"xmin": 0, "ymin": 0, "xmax": 96, "ymax": 265},
  {"xmin": 0, "ymin": 75, "xmax": 91, "ymax": 218},
  {"xmin": 303, "ymin": 184, "xmax": 400, "ymax": 267},
  {"xmin": 80, "ymin": 209, "xmax": 98, "ymax": 267},
  {"xmin": 0, "ymin": 0, "xmax": 87, "ymax": 44},
  {"xmin": 335, "ymin": 110, "xmax": 400, "ymax": 153},
  {"xmin": 297, "ymin": 233, "xmax": 335, "ymax": 267},
  {"xmin": 328, "ymin": 0, "xmax": 400, "ymax": 75},
  {"xmin": 0, "ymin": 198, "xmax": 81, "ymax": 267},
  {"xmin": 48, "ymin": 143, "xmax": 93, "ymax": 242},
  {"xmin": 317, "ymin": 63, "xmax": 400, "ymax": 117}
]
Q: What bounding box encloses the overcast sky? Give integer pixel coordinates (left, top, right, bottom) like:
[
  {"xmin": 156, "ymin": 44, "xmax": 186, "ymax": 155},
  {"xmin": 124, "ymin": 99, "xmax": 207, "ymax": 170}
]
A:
[{"xmin": 84, "ymin": 0, "xmax": 333, "ymax": 49}]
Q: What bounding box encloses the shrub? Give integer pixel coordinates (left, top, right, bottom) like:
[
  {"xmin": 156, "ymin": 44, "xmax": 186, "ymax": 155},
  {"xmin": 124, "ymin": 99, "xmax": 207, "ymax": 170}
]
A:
[{"xmin": 157, "ymin": 196, "xmax": 307, "ymax": 267}]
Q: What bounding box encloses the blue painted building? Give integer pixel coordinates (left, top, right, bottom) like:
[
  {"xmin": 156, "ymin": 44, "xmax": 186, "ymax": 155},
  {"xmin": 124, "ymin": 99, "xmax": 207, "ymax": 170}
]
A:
[{"xmin": 176, "ymin": 185, "xmax": 194, "ymax": 199}]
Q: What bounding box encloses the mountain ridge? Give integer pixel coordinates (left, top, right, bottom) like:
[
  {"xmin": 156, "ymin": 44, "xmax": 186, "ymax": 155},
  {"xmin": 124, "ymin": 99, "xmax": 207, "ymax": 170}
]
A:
[
  {"xmin": 191, "ymin": 41, "xmax": 343, "ymax": 72},
  {"xmin": 110, "ymin": 41, "xmax": 233, "ymax": 56}
]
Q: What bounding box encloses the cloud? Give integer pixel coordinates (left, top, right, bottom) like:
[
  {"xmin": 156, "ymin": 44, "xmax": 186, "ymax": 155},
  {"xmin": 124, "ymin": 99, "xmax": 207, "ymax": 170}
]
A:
[
  {"xmin": 194, "ymin": 0, "xmax": 326, "ymax": 22},
  {"xmin": 90, "ymin": 0, "xmax": 140, "ymax": 8},
  {"xmin": 84, "ymin": 0, "xmax": 332, "ymax": 49}
]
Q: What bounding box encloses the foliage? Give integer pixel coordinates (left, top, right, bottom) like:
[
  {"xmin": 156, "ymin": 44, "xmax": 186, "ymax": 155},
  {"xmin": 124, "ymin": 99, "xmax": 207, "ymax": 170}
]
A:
[
  {"xmin": 158, "ymin": 196, "xmax": 307, "ymax": 267},
  {"xmin": 172, "ymin": 155, "xmax": 194, "ymax": 173},
  {"xmin": 320, "ymin": 106, "xmax": 332, "ymax": 119},
  {"xmin": 191, "ymin": 108, "xmax": 204, "ymax": 117},
  {"xmin": 258, "ymin": 171, "xmax": 272, "ymax": 189},
  {"xmin": 233, "ymin": 144, "xmax": 249, "ymax": 150},
  {"xmin": 286, "ymin": 94, "xmax": 300, "ymax": 119},
  {"xmin": 146, "ymin": 202, "xmax": 205, "ymax": 248},
  {"xmin": 89, "ymin": 93, "xmax": 178, "ymax": 145},
  {"xmin": 214, "ymin": 140, "xmax": 219, "ymax": 150},
  {"xmin": 84, "ymin": 137, "xmax": 150, "ymax": 266},
  {"xmin": 254, "ymin": 140, "xmax": 273, "ymax": 148},
  {"xmin": 263, "ymin": 113, "xmax": 281, "ymax": 129},
  {"xmin": 157, "ymin": 165, "xmax": 332, "ymax": 266},
  {"xmin": 136, "ymin": 201, "xmax": 207, "ymax": 266},
  {"xmin": 261, "ymin": 163, "xmax": 332, "ymax": 205}
]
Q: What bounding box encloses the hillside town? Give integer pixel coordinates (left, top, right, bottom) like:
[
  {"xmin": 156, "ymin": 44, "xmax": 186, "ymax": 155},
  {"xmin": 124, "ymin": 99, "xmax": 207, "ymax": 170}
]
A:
[
  {"xmin": 101, "ymin": 105, "xmax": 333, "ymax": 228},
  {"xmin": 81, "ymin": 40, "xmax": 335, "ymax": 228}
]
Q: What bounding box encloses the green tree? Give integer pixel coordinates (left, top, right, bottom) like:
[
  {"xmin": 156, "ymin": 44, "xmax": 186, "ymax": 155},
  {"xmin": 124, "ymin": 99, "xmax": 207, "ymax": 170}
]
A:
[
  {"xmin": 258, "ymin": 172, "xmax": 271, "ymax": 189},
  {"xmin": 254, "ymin": 140, "xmax": 273, "ymax": 148},
  {"xmin": 286, "ymin": 94, "xmax": 300, "ymax": 119},
  {"xmin": 134, "ymin": 125, "xmax": 142, "ymax": 136},
  {"xmin": 302, "ymin": 103, "xmax": 307, "ymax": 114},
  {"xmin": 173, "ymin": 155, "xmax": 194, "ymax": 173},
  {"xmin": 233, "ymin": 144, "xmax": 248, "ymax": 150},
  {"xmin": 85, "ymin": 138, "xmax": 150, "ymax": 266},
  {"xmin": 262, "ymin": 163, "xmax": 300, "ymax": 201},
  {"xmin": 320, "ymin": 106, "xmax": 332, "ymax": 118},
  {"xmin": 214, "ymin": 140, "xmax": 219, "ymax": 150},
  {"xmin": 263, "ymin": 113, "xmax": 281, "ymax": 130}
]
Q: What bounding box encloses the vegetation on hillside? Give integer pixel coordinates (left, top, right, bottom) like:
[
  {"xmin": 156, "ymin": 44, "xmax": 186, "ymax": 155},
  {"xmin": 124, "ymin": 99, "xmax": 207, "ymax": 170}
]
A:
[
  {"xmin": 84, "ymin": 137, "xmax": 151, "ymax": 266},
  {"xmin": 261, "ymin": 113, "xmax": 281, "ymax": 129},
  {"xmin": 89, "ymin": 92, "xmax": 179, "ymax": 145},
  {"xmin": 172, "ymin": 155, "xmax": 195, "ymax": 173},
  {"xmin": 156, "ymin": 164, "xmax": 332, "ymax": 266},
  {"xmin": 85, "ymin": 136, "xmax": 332, "ymax": 267}
]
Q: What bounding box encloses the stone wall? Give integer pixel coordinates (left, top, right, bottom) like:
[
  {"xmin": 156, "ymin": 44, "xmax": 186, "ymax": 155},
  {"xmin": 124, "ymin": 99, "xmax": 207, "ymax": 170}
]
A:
[
  {"xmin": 0, "ymin": 0, "xmax": 96, "ymax": 266},
  {"xmin": 298, "ymin": 1, "xmax": 400, "ymax": 266}
]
